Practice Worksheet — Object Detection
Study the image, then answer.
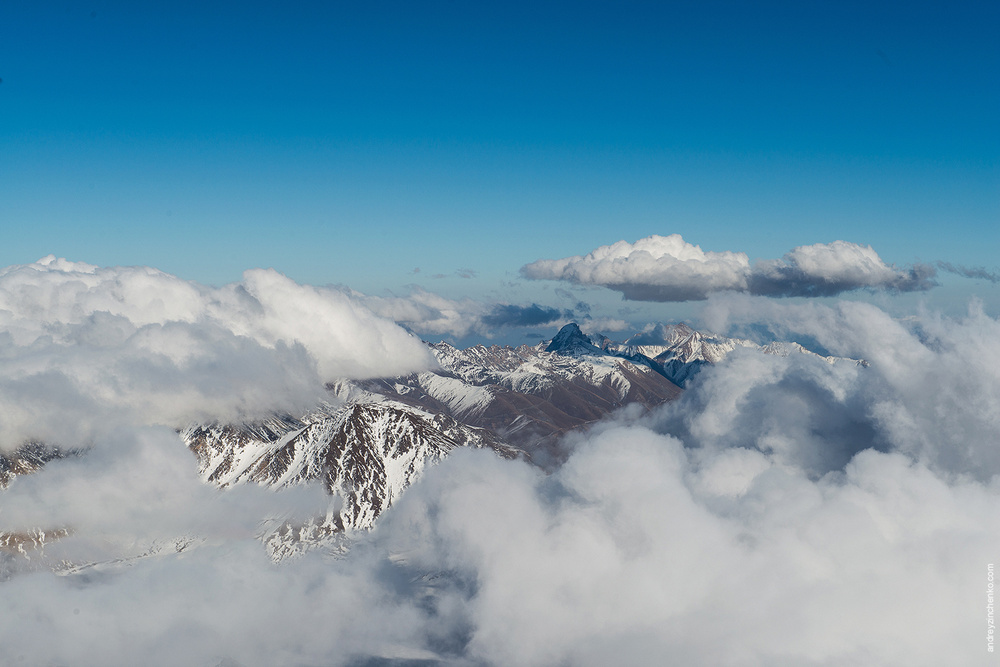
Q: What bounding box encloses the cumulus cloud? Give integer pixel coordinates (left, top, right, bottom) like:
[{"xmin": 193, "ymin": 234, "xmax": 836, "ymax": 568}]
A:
[
  {"xmin": 0, "ymin": 427, "xmax": 326, "ymax": 554},
  {"xmin": 698, "ymin": 294, "xmax": 1000, "ymax": 477},
  {"xmin": 347, "ymin": 286, "xmax": 486, "ymax": 338},
  {"xmin": 371, "ymin": 436, "xmax": 994, "ymax": 666},
  {"xmin": 0, "ymin": 257, "xmax": 434, "ymax": 449},
  {"xmin": 522, "ymin": 234, "xmax": 936, "ymax": 301},
  {"xmin": 580, "ymin": 316, "xmax": 630, "ymax": 332},
  {"xmin": 522, "ymin": 234, "xmax": 751, "ymax": 301},
  {"xmin": 751, "ymin": 241, "xmax": 936, "ymax": 296}
]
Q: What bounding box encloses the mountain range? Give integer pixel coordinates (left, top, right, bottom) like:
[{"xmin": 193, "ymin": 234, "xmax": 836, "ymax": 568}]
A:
[{"xmin": 1, "ymin": 321, "xmax": 865, "ymax": 563}]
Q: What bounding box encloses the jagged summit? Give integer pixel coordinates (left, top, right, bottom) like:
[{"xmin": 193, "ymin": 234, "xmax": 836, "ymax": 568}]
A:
[{"xmin": 545, "ymin": 322, "xmax": 605, "ymax": 356}]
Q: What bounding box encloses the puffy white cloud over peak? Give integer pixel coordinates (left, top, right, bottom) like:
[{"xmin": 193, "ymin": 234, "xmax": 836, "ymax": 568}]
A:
[
  {"xmin": 522, "ymin": 235, "xmax": 936, "ymax": 301},
  {"xmin": 785, "ymin": 241, "xmax": 897, "ymax": 281},
  {"xmin": 522, "ymin": 234, "xmax": 751, "ymax": 301},
  {"xmin": 233, "ymin": 268, "xmax": 435, "ymax": 379},
  {"xmin": 751, "ymin": 240, "xmax": 936, "ymax": 297},
  {"xmin": 0, "ymin": 257, "xmax": 434, "ymax": 450}
]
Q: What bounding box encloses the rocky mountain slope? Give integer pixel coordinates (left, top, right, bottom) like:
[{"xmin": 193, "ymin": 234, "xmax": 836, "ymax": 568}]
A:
[
  {"xmin": 179, "ymin": 323, "xmax": 685, "ymax": 553},
  {"xmin": 184, "ymin": 400, "xmax": 519, "ymax": 557},
  {"xmin": 345, "ymin": 322, "xmax": 683, "ymax": 456},
  {"xmin": 0, "ymin": 443, "xmax": 73, "ymax": 490}
]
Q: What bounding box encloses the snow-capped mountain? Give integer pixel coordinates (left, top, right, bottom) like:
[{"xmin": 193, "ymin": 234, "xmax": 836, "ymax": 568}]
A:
[
  {"xmin": 599, "ymin": 322, "xmax": 867, "ymax": 386},
  {"xmin": 347, "ymin": 322, "xmax": 682, "ymax": 457},
  {"xmin": 184, "ymin": 400, "xmax": 520, "ymax": 555},
  {"xmin": 177, "ymin": 324, "xmax": 683, "ymax": 551}
]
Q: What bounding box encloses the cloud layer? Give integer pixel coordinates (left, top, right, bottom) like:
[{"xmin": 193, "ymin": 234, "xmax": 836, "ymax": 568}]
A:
[
  {"xmin": 0, "ymin": 257, "xmax": 434, "ymax": 449},
  {"xmin": 698, "ymin": 295, "xmax": 1000, "ymax": 477},
  {"xmin": 1, "ymin": 259, "xmax": 998, "ymax": 665},
  {"xmin": 522, "ymin": 234, "xmax": 936, "ymax": 301}
]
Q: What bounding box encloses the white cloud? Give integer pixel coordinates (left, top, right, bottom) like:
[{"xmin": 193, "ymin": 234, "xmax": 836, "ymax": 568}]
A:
[
  {"xmin": 351, "ymin": 287, "xmax": 495, "ymax": 338},
  {"xmin": 522, "ymin": 235, "xmax": 935, "ymax": 301},
  {"xmin": 697, "ymin": 295, "xmax": 1000, "ymax": 477},
  {"xmin": 751, "ymin": 240, "xmax": 936, "ymax": 296},
  {"xmin": 579, "ymin": 316, "xmax": 630, "ymax": 333},
  {"xmin": 0, "ymin": 257, "xmax": 434, "ymax": 450},
  {"xmin": 4, "ymin": 419, "xmax": 994, "ymax": 665},
  {"xmin": 0, "ymin": 427, "xmax": 327, "ymax": 551},
  {"xmin": 522, "ymin": 234, "xmax": 751, "ymax": 301},
  {"xmin": 233, "ymin": 269, "xmax": 434, "ymax": 379},
  {"xmin": 371, "ymin": 429, "xmax": 994, "ymax": 665}
]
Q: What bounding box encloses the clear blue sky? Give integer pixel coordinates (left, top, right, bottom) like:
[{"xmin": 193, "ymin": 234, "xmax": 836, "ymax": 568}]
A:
[{"xmin": 2, "ymin": 1, "xmax": 997, "ymax": 334}]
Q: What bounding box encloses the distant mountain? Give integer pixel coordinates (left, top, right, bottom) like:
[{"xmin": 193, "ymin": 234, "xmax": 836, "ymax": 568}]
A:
[
  {"xmin": 346, "ymin": 323, "xmax": 682, "ymax": 457},
  {"xmin": 599, "ymin": 322, "xmax": 867, "ymax": 386},
  {"xmin": 545, "ymin": 321, "xmax": 605, "ymax": 356}
]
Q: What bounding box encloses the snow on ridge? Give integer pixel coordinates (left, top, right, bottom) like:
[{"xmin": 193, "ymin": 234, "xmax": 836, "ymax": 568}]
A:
[
  {"xmin": 182, "ymin": 395, "xmax": 517, "ymax": 552},
  {"xmin": 415, "ymin": 372, "xmax": 493, "ymax": 417}
]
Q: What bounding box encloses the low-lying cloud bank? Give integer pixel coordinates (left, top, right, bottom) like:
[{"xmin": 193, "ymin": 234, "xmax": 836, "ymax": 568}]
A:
[
  {"xmin": 1, "ymin": 264, "xmax": 998, "ymax": 665},
  {"xmin": 0, "ymin": 256, "xmax": 435, "ymax": 449},
  {"xmin": 522, "ymin": 234, "xmax": 936, "ymax": 301}
]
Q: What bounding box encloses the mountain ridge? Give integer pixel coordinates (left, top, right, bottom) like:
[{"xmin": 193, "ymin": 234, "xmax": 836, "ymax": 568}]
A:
[{"xmin": 3, "ymin": 321, "xmax": 867, "ymax": 562}]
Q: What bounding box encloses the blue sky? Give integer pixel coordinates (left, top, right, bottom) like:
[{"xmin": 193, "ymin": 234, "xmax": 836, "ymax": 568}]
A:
[{"xmin": 2, "ymin": 1, "xmax": 997, "ymax": 340}]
